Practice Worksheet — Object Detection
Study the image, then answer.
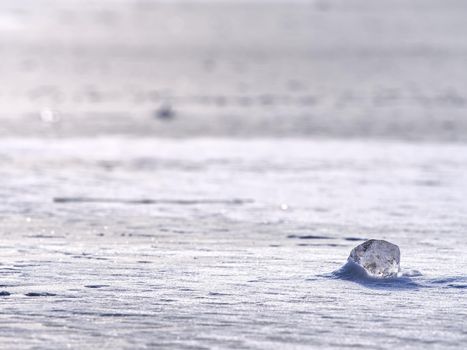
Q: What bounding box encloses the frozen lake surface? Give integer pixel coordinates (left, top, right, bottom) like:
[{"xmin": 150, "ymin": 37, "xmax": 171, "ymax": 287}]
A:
[
  {"xmin": 1, "ymin": 0, "xmax": 467, "ymax": 348},
  {"xmin": 0, "ymin": 138, "xmax": 466, "ymax": 349}
]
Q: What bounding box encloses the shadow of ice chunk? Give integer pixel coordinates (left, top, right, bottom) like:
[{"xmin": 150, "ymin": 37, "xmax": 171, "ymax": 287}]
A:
[{"xmin": 329, "ymin": 261, "xmax": 420, "ymax": 290}]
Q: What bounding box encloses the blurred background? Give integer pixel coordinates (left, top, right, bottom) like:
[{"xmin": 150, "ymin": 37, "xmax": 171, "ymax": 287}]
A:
[{"xmin": 1, "ymin": 0, "xmax": 466, "ymax": 140}]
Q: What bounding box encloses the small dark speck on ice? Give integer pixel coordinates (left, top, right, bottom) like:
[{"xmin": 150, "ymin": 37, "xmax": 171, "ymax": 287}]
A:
[
  {"xmin": 85, "ymin": 285, "xmax": 110, "ymax": 289},
  {"xmin": 154, "ymin": 104, "xmax": 175, "ymax": 120},
  {"xmin": 287, "ymin": 234, "xmax": 332, "ymax": 240},
  {"xmin": 25, "ymin": 292, "xmax": 57, "ymax": 297},
  {"xmin": 0, "ymin": 291, "xmax": 11, "ymax": 296}
]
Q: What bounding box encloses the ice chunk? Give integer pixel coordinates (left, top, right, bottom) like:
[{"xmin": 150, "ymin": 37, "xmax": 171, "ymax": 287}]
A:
[{"xmin": 348, "ymin": 239, "xmax": 400, "ymax": 278}]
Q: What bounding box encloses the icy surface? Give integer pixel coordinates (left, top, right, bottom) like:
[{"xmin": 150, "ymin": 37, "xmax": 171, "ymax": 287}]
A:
[
  {"xmin": 348, "ymin": 239, "xmax": 401, "ymax": 278},
  {"xmin": 0, "ymin": 0, "xmax": 467, "ymax": 348},
  {"xmin": 0, "ymin": 138, "xmax": 466, "ymax": 349}
]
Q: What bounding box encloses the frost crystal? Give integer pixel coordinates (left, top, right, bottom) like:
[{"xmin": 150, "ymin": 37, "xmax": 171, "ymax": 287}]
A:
[{"xmin": 348, "ymin": 239, "xmax": 400, "ymax": 278}]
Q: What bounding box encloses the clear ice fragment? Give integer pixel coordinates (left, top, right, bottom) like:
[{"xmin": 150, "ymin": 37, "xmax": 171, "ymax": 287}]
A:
[{"xmin": 348, "ymin": 239, "xmax": 400, "ymax": 278}]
